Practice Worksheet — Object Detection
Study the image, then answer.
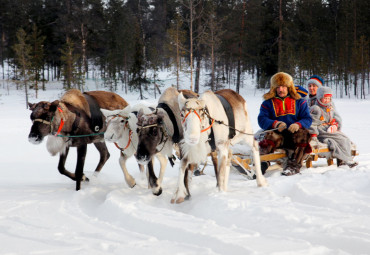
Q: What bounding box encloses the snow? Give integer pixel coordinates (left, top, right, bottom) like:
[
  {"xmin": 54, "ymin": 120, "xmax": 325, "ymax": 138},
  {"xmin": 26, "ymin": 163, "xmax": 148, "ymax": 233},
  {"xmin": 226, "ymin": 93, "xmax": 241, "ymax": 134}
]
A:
[{"xmin": 1, "ymin": 80, "xmax": 370, "ymax": 255}]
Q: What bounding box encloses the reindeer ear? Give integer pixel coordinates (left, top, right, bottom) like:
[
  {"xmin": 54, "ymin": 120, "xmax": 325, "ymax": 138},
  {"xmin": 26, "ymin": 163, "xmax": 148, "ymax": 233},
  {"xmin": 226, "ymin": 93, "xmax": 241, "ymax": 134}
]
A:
[
  {"xmin": 178, "ymin": 93, "xmax": 187, "ymax": 109},
  {"xmin": 199, "ymin": 99, "xmax": 206, "ymax": 109},
  {"xmin": 28, "ymin": 103, "xmax": 36, "ymax": 110},
  {"xmin": 138, "ymin": 108, "xmax": 144, "ymax": 119},
  {"xmin": 50, "ymin": 100, "xmax": 59, "ymax": 112},
  {"xmin": 100, "ymin": 109, "xmax": 111, "ymax": 118}
]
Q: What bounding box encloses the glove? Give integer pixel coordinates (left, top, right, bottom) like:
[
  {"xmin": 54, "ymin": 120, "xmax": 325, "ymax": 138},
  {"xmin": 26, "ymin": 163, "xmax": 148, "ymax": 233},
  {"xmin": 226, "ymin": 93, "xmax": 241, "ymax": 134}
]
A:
[
  {"xmin": 327, "ymin": 125, "xmax": 338, "ymax": 133},
  {"xmin": 288, "ymin": 123, "xmax": 300, "ymax": 133},
  {"xmin": 274, "ymin": 121, "xmax": 287, "ymax": 132}
]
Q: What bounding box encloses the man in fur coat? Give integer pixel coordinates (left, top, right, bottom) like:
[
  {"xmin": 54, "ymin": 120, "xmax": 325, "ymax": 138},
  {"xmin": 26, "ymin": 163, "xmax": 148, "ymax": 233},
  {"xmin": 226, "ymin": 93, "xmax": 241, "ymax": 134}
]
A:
[
  {"xmin": 258, "ymin": 72, "xmax": 312, "ymax": 176},
  {"xmin": 309, "ymin": 87, "xmax": 358, "ymax": 168}
]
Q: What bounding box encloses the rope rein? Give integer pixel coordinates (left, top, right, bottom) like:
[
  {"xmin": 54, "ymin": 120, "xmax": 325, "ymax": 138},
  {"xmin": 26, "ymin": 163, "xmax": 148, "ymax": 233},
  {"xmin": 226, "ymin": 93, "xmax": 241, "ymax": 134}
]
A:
[
  {"xmin": 34, "ymin": 106, "xmax": 106, "ymax": 138},
  {"xmin": 182, "ymin": 107, "xmax": 256, "ymax": 136}
]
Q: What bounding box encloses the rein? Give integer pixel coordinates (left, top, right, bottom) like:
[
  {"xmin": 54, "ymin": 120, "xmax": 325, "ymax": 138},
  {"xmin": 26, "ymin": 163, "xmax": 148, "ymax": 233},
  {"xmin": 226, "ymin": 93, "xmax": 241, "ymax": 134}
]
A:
[
  {"xmin": 33, "ymin": 106, "xmax": 105, "ymax": 138},
  {"xmin": 181, "ymin": 107, "xmax": 254, "ymax": 136}
]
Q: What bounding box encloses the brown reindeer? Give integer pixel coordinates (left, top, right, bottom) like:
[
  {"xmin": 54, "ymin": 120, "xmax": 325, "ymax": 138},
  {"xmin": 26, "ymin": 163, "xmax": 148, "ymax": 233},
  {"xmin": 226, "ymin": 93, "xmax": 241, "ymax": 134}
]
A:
[
  {"xmin": 135, "ymin": 87, "xmax": 199, "ymax": 197},
  {"xmin": 28, "ymin": 89, "xmax": 128, "ymax": 190}
]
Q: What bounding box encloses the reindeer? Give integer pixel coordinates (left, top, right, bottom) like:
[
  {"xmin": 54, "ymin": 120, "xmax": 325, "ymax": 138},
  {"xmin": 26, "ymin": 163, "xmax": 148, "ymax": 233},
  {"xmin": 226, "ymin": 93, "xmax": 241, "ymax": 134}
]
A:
[
  {"xmin": 135, "ymin": 87, "xmax": 199, "ymax": 200},
  {"xmin": 173, "ymin": 89, "xmax": 268, "ymax": 203},
  {"xmin": 101, "ymin": 104, "xmax": 168, "ymax": 195},
  {"xmin": 28, "ymin": 89, "xmax": 128, "ymax": 190}
]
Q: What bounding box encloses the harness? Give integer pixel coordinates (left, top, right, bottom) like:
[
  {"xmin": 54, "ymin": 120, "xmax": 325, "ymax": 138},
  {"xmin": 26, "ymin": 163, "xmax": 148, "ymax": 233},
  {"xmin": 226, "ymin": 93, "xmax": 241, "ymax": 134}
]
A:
[
  {"xmin": 157, "ymin": 103, "xmax": 181, "ymax": 143},
  {"xmin": 83, "ymin": 93, "xmax": 103, "ymax": 132},
  {"xmin": 215, "ymin": 94, "xmax": 235, "ymax": 139},
  {"xmin": 181, "ymin": 108, "xmax": 214, "ymax": 133},
  {"xmin": 33, "ymin": 104, "xmax": 104, "ymax": 138}
]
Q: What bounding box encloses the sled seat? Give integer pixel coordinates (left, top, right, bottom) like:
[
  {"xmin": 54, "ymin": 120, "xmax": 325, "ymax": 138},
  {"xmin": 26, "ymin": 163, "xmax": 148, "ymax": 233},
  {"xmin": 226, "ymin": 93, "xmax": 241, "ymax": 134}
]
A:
[{"xmin": 231, "ymin": 141, "xmax": 358, "ymax": 170}]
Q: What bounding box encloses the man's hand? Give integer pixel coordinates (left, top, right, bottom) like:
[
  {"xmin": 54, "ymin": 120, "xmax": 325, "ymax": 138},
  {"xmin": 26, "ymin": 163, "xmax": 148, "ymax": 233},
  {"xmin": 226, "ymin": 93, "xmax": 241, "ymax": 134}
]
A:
[
  {"xmin": 288, "ymin": 123, "xmax": 300, "ymax": 133},
  {"xmin": 311, "ymin": 135, "xmax": 319, "ymax": 149},
  {"xmin": 274, "ymin": 121, "xmax": 287, "ymax": 132}
]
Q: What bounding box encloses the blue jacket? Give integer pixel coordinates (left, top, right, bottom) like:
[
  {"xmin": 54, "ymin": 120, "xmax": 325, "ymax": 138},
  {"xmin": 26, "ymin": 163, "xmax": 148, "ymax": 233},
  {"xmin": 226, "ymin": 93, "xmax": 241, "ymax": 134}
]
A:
[{"xmin": 258, "ymin": 96, "xmax": 312, "ymax": 130}]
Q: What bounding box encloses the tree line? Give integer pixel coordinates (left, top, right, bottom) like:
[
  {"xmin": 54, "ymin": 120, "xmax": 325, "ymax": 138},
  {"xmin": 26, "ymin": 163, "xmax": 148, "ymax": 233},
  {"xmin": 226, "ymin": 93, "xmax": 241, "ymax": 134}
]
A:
[{"xmin": 1, "ymin": 0, "xmax": 369, "ymax": 99}]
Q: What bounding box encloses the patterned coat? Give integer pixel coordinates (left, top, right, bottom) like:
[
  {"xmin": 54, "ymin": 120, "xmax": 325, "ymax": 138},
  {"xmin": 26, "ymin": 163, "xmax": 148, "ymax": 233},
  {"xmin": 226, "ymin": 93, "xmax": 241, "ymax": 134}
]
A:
[{"xmin": 258, "ymin": 96, "xmax": 312, "ymax": 130}]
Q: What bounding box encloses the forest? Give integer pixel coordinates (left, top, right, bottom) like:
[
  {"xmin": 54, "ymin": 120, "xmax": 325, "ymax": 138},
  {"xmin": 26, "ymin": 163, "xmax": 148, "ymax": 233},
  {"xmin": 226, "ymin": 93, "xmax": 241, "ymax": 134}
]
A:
[{"xmin": 0, "ymin": 0, "xmax": 369, "ymax": 99}]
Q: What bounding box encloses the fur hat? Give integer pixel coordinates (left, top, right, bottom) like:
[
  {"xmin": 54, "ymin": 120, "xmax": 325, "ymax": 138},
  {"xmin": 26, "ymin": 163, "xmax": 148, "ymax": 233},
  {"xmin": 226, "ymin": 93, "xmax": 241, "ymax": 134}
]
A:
[
  {"xmin": 316, "ymin": 86, "xmax": 333, "ymax": 100},
  {"xmin": 307, "ymin": 75, "xmax": 324, "ymax": 88},
  {"xmin": 263, "ymin": 72, "xmax": 301, "ymax": 100}
]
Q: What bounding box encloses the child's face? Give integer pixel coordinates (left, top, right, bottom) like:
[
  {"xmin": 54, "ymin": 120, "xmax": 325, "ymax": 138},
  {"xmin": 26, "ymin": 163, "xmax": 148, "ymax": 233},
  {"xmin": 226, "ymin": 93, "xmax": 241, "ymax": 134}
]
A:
[{"xmin": 320, "ymin": 96, "xmax": 331, "ymax": 104}]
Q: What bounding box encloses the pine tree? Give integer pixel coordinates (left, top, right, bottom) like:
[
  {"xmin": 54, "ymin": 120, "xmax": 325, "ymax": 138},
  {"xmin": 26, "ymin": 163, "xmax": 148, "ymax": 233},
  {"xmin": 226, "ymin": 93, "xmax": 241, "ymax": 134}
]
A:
[
  {"xmin": 13, "ymin": 28, "xmax": 32, "ymax": 108},
  {"xmin": 129, "ymin": 23, "xmax": 147, "ymax": 99},
  {"xmin": 28, "ymin": 24, "xmax": 46, "ymax": 98},
  {"xmin": 166, "ymin": 13, "xmax": 187, "ymax": 89},
  {"xmin": 60, "ymin": 38, "xmax": 84, "ymax": 90}
]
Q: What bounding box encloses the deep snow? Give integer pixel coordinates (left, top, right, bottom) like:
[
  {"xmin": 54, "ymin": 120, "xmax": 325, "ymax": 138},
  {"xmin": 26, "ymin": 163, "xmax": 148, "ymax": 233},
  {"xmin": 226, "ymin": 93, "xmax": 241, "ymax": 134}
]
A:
[{"xmin": 1, "ymin": 79, "xmax": 370, "ymax": 255}]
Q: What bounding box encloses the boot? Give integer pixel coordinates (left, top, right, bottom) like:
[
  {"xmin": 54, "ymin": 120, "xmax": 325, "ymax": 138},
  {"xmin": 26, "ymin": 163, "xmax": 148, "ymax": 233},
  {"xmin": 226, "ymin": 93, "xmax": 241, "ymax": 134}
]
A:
[
  {"xmin": 261, "ymin": 161, "xmax": 270, "ymax": 175},
  {"xmin": 282, "ymin": 159, "xmax": 301, "ymax": 176},
  {"xmin": 337, "ymin": 159, "xmax": 346, "ymax": 167}
]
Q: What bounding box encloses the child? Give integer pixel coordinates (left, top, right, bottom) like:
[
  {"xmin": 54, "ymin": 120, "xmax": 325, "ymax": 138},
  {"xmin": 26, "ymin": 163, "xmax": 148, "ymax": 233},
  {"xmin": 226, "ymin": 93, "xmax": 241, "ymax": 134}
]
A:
[{"xmin": 309, "ymin": 87, "xmax": 357, "ymax": 168}]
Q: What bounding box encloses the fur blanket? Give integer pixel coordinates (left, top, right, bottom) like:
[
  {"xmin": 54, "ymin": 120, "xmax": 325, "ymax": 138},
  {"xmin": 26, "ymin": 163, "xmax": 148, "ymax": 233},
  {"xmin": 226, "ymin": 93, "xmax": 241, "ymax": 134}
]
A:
[{"xmin": 310, "ymin": 105, "xmax": 352, "ymax": 162}]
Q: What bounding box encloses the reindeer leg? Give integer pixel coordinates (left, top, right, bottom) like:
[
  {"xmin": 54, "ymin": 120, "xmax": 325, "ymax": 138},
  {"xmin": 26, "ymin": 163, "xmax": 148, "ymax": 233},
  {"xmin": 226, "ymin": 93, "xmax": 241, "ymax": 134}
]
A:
[
  {"xmin": 217, "ymin": 146, "xmax": 228, "ymax": 192},
  {"xmin": 154, "ymin": 153, "xmax": 168, "ymax": 194},
  {"xmin": 147, "ymin": 159, "xmax": 162, "ymax": 196},
  {"xmin": 184, "ymin": 165, "xmax": 192, "ymax": 200},
  {"xmin": 58, "ymin": 147, "xmax": 76, "ymax": 181},
  {"xmin": 75, "ymin": 144, "xmax": 87, "ymax": 191},
  {"xmin": 210, "ymin": 151, "xmax": 219, "ymax": 187},
  {"xmin": 119, "ymin": 152, "xmax": 136, "ymax": 188},
  {"xmin": 224, "ymin": 148, "xmax": 232, "ymax": 191},
  {"xmin": 171, "ymin": 159, "xmax": 189, "ymax": 204},
  {"xmin": 92, "ymin": 142, "xmax": 110, "ymax": 177},
  {"xmin": 251, "ymin": 138, "xmax": 268, "ymax": 187}
]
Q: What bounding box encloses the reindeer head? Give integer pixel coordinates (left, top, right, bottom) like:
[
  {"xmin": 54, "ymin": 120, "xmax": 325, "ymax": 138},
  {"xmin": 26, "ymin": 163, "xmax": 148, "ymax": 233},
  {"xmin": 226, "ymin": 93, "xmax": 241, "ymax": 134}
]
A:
[
  {"xmin": 28, "ymin": 100, "xmax": 59, "ymax": 144},
  {"xmin": 178, "ymin": 93, "xmax": 207, "ymax": 145},
  {"xmin": 135, "ymin": 109, "xmax": 166, "ymax": 164},
  {"xmin": 101, "ymin": 107, "xmax": 131, "ymax": 143}
]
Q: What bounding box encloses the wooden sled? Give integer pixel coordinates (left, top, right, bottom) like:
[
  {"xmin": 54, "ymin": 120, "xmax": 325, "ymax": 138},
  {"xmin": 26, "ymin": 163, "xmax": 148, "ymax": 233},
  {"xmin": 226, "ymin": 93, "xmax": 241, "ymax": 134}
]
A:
[{"xmin": 231, "ymin": 141, "xmax": 358, "ymax": 173}]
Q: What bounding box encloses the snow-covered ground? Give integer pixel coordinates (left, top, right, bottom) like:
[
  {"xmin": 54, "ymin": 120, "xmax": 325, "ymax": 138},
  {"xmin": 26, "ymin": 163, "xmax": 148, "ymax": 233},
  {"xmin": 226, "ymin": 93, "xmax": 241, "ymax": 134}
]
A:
[{"xmin": 1, "ymin": 79, "xmax": 370, "ymax": 255}]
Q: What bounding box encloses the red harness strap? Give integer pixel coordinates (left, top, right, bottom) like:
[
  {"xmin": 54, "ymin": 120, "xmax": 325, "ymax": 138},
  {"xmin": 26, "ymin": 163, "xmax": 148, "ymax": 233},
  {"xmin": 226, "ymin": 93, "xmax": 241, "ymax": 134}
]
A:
[
  {"xmin": 55, "ymin": 107, "xmax": 65, "ymax": 136},
  {"xmin": 182, "ymin": 109, "xmax": 214, "ymax": 133},
  {"xmin": 114, "ymin": 130, "xmax": 132, "ymax": 151}
]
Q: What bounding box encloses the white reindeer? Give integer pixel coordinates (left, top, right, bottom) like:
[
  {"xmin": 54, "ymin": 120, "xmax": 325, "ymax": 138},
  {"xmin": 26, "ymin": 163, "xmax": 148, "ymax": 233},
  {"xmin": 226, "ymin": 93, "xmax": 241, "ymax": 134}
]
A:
[
  {"xmin": 172, "ymin": 89, "xmax": 268, "ymax": 203},
  {"xmin": 101, "ymin": 105, "xmax": 168, "ymax": 195}
]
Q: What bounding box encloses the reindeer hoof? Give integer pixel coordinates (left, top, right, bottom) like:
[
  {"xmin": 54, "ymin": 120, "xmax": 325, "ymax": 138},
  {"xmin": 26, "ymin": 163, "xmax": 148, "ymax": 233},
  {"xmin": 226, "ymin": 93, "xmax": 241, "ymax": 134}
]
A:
[
  {"xmin": 129, "ymin": 183, "xmax": 136, "ymax": 189},
  {"xmin": 175, "ymin": 197, "xmax": 185, "ymax": 203},
  {"xmin": 82, "ymin": 175, "xmax": 89, "ymax": 182},
  {"xmin": 170, "ymin": 197, "xmax": 184, "ymax": 204},
  {"xmin": 128, "ymin": 182, "xmax": 136, "ymax": 188},
  {"xmin": 153, "ymin": 187, "xmax": 162, "ymax": 196}
]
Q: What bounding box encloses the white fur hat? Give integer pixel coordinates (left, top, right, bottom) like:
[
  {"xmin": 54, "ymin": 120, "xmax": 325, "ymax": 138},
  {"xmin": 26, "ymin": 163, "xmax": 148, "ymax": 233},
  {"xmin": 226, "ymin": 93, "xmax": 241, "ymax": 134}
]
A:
[{"xmin": 316, "ymin": 86, "xmax": 333, "ymax": 100}]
